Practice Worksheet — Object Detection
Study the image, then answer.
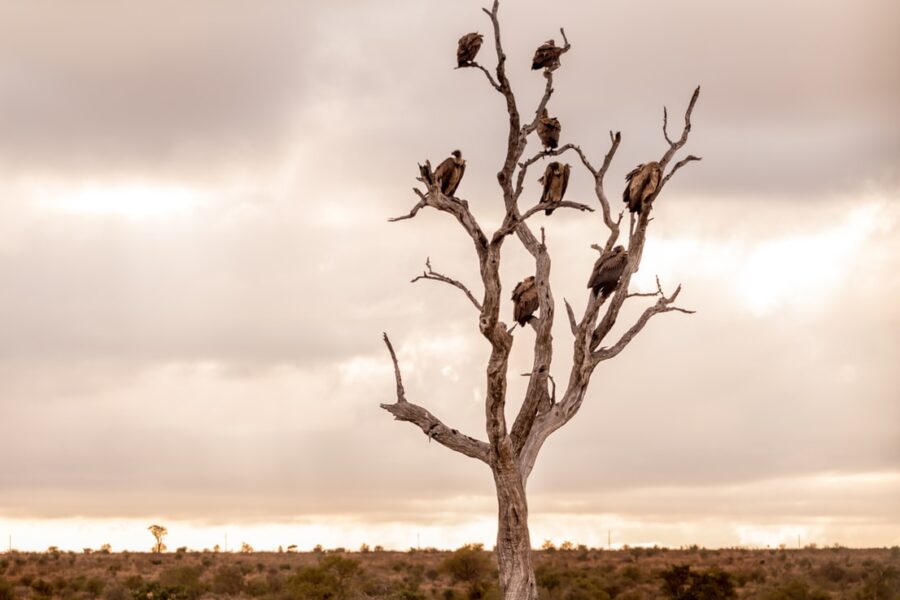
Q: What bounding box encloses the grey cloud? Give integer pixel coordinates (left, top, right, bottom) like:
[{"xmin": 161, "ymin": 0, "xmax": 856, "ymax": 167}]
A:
[{"xmin": 0, "ymin": 0, "xmax": 898, "ymax": 540}]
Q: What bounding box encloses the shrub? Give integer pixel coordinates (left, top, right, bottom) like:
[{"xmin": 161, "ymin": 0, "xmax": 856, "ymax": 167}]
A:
[
  {"xmin": 212, "ymin": 564, "xmax": 244, "ymax": 596},
  {"xmin": 0, "ymin": 578, "xmax": 13, "ymax": 600},
  {"xmin": 660, "ymin": 564, "xmax": 736, "ymax": 600}
]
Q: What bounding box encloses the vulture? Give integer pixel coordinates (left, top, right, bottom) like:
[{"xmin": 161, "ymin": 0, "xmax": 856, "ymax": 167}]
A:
[
  {"xmin": 511, "ymin": 276, "xmax": 539, "ymax": 326},
  {"xmin": 538, "ymin": 161, "xmax": 571, "ymax": 215},
  {"xmin": 432, "ymin": 150, "xmax": 466, "ymax": 196},
  {"xmin": 587, "ymin": 245, "xmax": 628, "ymax": 298},
  {"xmin": 532, "ymin": 40, "xmax": 564, "ymax": 71},
  {"xmin": 537, "ymin": 109, "xmax": 561, "ymax": 150},
  {"xmin": 456, "ymin": 32, "xmax": 484, "ymax": 67},
  {"xmin": 623, "ymin": 161, "xmax": 662, "ymax": 214}
]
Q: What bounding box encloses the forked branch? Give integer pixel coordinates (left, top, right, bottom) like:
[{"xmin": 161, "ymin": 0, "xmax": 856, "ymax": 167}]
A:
[
  {"xmin": 411, "ymin": 257, "xmax": 483, "ymax": 311},
  {"xmin": 380, "ymin": 334, "xmax": 491, "ymax": 464}
]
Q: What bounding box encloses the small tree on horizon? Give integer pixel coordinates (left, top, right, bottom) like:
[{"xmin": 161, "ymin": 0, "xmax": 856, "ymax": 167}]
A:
[
  {"xmin": 380, "ymin": 2, "xmax": 701, "ymax": 599},
  {"xmin": 148, "ymin": 524, "xmax": 167, "ymax": 553}
]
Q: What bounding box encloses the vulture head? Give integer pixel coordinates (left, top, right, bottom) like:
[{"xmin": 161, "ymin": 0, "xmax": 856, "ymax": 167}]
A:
[
  {"xmin": 452, "ymin": 149, "xmax": 462, "ymax": 160},
  {"xmin": 611, "ymin": 245, "xmax": 625, "ymax": 256}
]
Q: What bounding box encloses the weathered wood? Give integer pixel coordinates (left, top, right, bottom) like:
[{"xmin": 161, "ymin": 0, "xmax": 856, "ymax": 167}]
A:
[{"xmin": 381, "ymin": 3, "xmax": 701, "ymax": 599}]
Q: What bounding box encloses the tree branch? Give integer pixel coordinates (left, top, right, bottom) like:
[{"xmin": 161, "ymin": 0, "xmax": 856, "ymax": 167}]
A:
[
  {"xmin": 660, "ymin": 86, "xmax": 701, "ymax": 169},
  {"xmin": 411, "ymin": 257, "xmax": 483, "ymax": 311},
  {"xmin": 390, "ymin": 187, "xmax": 490, "ymax": 262},
  {"xmin": 492, "ymin": 200, "xmax": 593, "ymax": 242},
  {"xmin": 467, "ymin": 61, "xmax": 503, "ymax": 93},
  {"xmin": 592, "ymin": 281, "xmax": 694, "ymax": 364},
  {"xmin": 661, "ymin": 154, "xmax": 702, "ymax": 188},
  {"xmin": 380, "ymin": 334, "xmax": 491, "ymax": 464}
]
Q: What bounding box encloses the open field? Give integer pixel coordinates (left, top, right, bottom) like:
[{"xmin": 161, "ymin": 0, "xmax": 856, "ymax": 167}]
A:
[{"xmin": 1, "ymin": 545, "xmax": 898, "ymax": 599}]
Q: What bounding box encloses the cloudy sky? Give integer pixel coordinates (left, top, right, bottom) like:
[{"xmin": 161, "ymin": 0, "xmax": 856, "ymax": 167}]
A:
[{"xmin": 1, "ymin": 0, "xmax": 898, "ymax": 552}]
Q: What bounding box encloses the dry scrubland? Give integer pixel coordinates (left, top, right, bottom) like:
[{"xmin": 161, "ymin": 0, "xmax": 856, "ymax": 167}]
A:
[{"xmin": 1, "ymin": 545, "xmax": 898, "ymax": 599}]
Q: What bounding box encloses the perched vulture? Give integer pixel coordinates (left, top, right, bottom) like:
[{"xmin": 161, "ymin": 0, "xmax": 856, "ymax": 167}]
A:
[
  {"xmin": 587, "ymin": 245, "xmax": 628, "ymax": 298},
  {"xmin": 538, "ymin": 161, "xmax": 571, "ymax": 215},
  {"xmin": 456, "ymin": 33, "xmax": 484, "ymax": 67},
  {"xmin": 532, "ymin": 40, "xmax": 563, "ymax": 71},
  {"xmin": 511, "ymin": 276, "xmax": 539, "ymax": 326},
  {"xmin": 537, "ymin": 109, "xmax": 561, "ymax": 150},
  {"xmin": 433, "ymin": 150, "xmax": 466, "ymax": 196},
  {"xmin": 623, "ymin": 161, "xmax": 662, "ymax": 214}
]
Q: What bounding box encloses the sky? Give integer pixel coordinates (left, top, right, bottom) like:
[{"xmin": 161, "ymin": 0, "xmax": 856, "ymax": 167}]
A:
[{"xmin": 1, "ymin": 0, "xmax": 899, "ymax": 552}]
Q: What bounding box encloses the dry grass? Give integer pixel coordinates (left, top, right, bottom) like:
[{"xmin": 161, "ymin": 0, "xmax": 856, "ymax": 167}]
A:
[{"xmin": 0, "ymin": 545, "xmax": 898, "ymax": 599}]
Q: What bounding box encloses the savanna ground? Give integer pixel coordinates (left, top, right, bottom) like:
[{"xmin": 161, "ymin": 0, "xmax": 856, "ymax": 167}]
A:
[{"xmin": 1, "ymin": 544, "xmax": 898, "ymax": 600}]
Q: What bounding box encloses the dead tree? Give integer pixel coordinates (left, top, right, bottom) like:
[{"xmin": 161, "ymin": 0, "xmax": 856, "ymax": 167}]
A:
[{"xmin": 382, "ymin": 2, "xmax": 700, "ymax": 598}]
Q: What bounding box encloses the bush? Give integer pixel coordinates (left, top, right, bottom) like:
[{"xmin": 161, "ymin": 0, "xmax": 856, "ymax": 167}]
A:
[
  {"xmin": 158, "ymin": 566, "xmax": 204, "ymax": 599},
  {"xmin": 0, "ymin": 578, "xmax": 13, "ymax": 600},
  {"xmin": 660, "ymin": 565, "xmax": 736, "ymax": 600},
  {"xmin": 212, "ymin": 564, "xmax": 244, "ymax": 596},
  {"xmin": 284, "ymin": 556, "xmax": 362, "ymax": 600}
]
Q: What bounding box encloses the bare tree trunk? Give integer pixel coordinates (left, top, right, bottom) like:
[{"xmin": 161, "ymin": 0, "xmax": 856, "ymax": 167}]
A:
[{"xmin": 493, "ymin": 460, "xmax": 537, "ymax": 600}]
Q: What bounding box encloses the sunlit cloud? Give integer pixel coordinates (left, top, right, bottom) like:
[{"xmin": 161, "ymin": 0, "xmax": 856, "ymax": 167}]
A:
[{"xmin": 28, "ymin": 181, "xmax": 202, "ymax": 218}]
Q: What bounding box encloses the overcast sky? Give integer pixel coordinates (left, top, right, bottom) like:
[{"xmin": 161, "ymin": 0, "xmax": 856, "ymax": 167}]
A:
[{"xmin": 1, "ymin": 0, "xmax": 898, "ymax": 551}]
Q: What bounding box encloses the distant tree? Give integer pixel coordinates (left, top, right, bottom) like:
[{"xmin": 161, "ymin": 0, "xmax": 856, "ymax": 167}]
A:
[
  {"xmin": 99, "ymin": 544, "xmax": 112, "ymax": 555},
  {"xmin": 240, "ymin": 542, "xmax": 254, "ymax": 554},
  {"xmin": 559, "ymin": 541, "xmax": 574, "ymax": 551},
  {"xmin": 287, "ymin": 544, "xmax": 298, "ymax": 553},
  {"xmin": 213, "ymin": 544, "xmax": 220, "ymax": 553},
  {"xmin": 148, "ymin": 525, "xmax": 168, "ymax": 553}
]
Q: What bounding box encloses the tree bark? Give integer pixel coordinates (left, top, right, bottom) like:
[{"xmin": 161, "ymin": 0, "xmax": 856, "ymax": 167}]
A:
[{"xmin": 493, "ymin": 453, "xmax": 537, "ymax": 600}]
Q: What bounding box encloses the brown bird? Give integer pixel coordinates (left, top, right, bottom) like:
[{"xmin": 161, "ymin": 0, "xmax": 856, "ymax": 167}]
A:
[
  {"xmin": 538, "ymin": 161, "xmax": 571, "ymax": 215},
  {"xmin": 457, "ymin": 33, "xmax": 484, "ymax": 67},
  {"xmin": 537, "ymin": 109, "xmax": 561, "ymax": 150},
  {"xmin": 623, "ymin": 161, "xmax": 662, "ymax": 214},
  {"xmin": 433, "ymin": 150, "xmax": 466, "ymax": 196},
  {"xmin": 511, "ymin": 276, "xmax": 539, "ymax": 326},
  {"xmin": 532, "ymin": 40, "xmax": 563, "ymax": 71},
  {"xmin": 587, "ymin": 246, "xmax": 628, "ymax": 298}
]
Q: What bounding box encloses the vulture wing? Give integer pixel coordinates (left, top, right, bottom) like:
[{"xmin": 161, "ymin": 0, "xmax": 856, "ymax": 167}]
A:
[
  {"xmin": 457, "ymin": 33, "xmax": 483, "ymax": 66},
  {"xmin": 538, "ymin": 164, "xmax": 554, "ymax": 204},
  {"xmin": 511, "ymin": 279, "xmax": 528, "ymax": 302},
  {"xmin": 538, "ymin": 115, "xmax": 561, "ymax": 149},
  {"xmin": 445, "ymin": 161, "xmax": 465, "ymax": 196},
  {"xmin": 532, "ymin": 44, "xmax": 562, "ymax": 70},
  {"xmin": 587, "ymin": 252, "xmax": 627, "ymax": 296},
  {"xmin": 624, "ymin": 163, "xmax": 647, "ymax": 213},
  {"xmin": 559, "ymin": 164, "xmax": 571, "ymax": 200},
  {"xmin": 641, "ymin": 162, "xmax": 662, "ymax": 204},
  {"xmin": 433, "ymin": 157, "xmax": 454, "ymax": 194},
  {"xmin": 513, "ymin": 280, "xmax": 539, "ymax": 326}
]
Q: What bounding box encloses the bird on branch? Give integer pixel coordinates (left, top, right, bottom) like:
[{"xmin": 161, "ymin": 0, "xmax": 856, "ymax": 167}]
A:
[
  {"xmin": 537, "ymin": 109, "xmax": 561, "ymax": 150},
  {"xmin": 623, "ymin": 161, "xmax": 662, "ymax": 214},
  {"xmin": 538, "ymin": 161, "xmax": 571, "ymax": 215},
  {"xmin": 429, "ymin": 150, "xmax": 466, "ymax": 197},
  {"xmin": 456, "ymin": 32, "xmax": 484, "ymax": 67},
  {"xmin": 511, "ymin": 276, "xmax": 539, "ymax": 326},
  {"xmin": 532, "ymin": 39, "xmax": 564, "ymax": 71},
  {"xmin": 587, "ymin": 246, "xmax": 628, "ymax": 298}
]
